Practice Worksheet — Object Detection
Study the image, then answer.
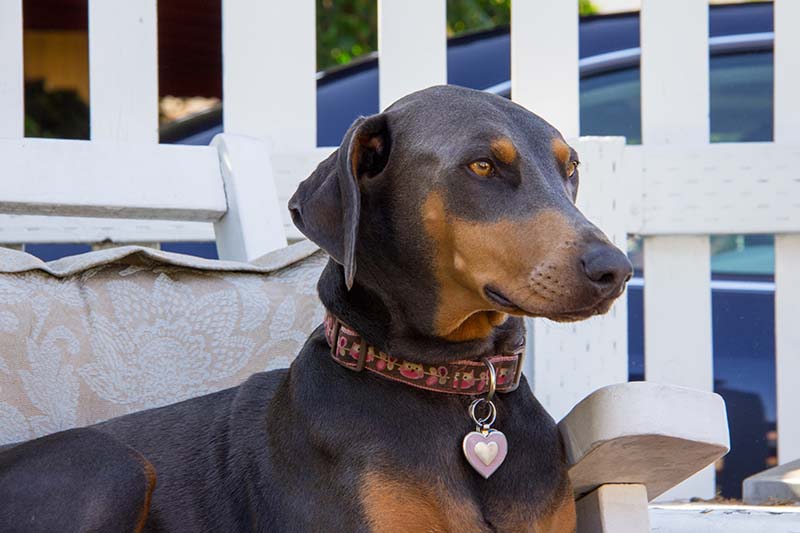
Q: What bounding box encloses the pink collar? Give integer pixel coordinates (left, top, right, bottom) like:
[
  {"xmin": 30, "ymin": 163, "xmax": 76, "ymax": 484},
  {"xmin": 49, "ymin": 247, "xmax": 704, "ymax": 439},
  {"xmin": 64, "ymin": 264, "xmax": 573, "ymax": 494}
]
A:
[{"xmin": 324, "ymin": 312, "xmax": 525, "ymax": 395}]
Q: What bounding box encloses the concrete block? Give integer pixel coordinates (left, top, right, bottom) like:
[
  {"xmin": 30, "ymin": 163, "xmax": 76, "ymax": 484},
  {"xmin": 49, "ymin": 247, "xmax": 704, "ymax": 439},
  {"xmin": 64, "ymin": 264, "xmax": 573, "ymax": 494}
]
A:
[{"xmin": 743, "ymin": 459, "xmax": 800, "ymax": 505}]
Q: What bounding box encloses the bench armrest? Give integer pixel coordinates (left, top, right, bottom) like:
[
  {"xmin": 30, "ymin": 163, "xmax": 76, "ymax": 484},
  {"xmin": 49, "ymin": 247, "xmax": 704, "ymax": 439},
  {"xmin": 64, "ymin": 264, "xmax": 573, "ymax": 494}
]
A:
[{"xmin": 558, "ymin": 382, "xmax": 730, "ymax": 501}]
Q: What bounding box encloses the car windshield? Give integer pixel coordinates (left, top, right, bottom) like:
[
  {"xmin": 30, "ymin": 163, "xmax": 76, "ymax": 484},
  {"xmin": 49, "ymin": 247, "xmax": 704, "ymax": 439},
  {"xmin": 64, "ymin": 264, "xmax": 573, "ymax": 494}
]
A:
[{"xmin": 580, "ymin": 51, "xmax": 775, "ymax": 277}]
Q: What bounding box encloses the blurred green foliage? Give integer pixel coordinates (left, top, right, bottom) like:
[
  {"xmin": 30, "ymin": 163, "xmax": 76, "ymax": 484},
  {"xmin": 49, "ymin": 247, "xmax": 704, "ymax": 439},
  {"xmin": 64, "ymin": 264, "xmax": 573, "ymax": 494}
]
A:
[
  {"xmin": 317, "ymin": 0, "xmax": 598, "ymax": 70},
  {"xmin": 24, "ymin": 80, "xmax": 89, "ymax": 139}
]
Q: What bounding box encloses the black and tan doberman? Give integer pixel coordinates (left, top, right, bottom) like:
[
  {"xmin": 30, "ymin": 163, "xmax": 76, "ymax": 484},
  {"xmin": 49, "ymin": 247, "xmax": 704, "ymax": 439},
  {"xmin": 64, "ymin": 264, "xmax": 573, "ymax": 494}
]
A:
[{"xmin": 0, "ymin": 85, "xmax": 631, "ymax": 532}]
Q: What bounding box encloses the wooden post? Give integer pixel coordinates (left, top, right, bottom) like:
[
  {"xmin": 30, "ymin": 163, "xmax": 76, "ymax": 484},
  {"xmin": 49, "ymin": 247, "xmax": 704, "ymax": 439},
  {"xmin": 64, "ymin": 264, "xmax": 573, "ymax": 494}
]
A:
[
  {"xmin": 576, "ymin": 484, "xmax": 650, "ymax": 533},
  {"xmin": 211, "ymin": 135, "xmax": 287, "ymax": 261},
  {"xmin": 640, "ymin": 0, "xmax": 714, "ymax": 499},
  {"xmin": 774, "ymin": 0, "xmax": 800, "ymax": 465}
]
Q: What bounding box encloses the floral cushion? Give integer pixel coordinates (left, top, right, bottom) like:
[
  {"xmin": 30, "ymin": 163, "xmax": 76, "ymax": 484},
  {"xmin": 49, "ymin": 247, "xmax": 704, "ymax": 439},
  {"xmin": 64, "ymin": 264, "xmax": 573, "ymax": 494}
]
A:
[{"xmin": 0, "ymin": 242, "xmax": 326, "ymax": 444}]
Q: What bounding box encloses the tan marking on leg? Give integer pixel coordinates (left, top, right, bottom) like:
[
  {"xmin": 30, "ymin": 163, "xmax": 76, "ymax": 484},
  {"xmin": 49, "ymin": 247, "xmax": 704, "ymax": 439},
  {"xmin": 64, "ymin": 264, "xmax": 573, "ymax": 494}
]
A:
[
  {"xmin": 489, "ymin": 482, "xmax": 576, "ymax": 533},
  {"xmin": 360, "ymin": 471, "xmax": 488, "ymax": 533},
  {"xmin": 132, "ymin": 452, "xmax": 157, "ymax": 533},
  {"xmin": 533, "ymin": 493, "xmax": 577, "ymax": 533},
  {"xmin": 491, "ymin": 137, "xmax": 518, "ymax": 164},
  {"xmin": 422, "ymin": 191, "xmax": 587, "ymax": 340}
]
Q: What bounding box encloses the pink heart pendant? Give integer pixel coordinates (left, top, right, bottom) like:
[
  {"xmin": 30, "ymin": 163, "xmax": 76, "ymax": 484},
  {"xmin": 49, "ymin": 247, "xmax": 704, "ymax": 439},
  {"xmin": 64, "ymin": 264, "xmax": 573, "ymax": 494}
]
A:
[{"xmin": 462, "ymin": 429, "xmax": 508, "ymax": 478}]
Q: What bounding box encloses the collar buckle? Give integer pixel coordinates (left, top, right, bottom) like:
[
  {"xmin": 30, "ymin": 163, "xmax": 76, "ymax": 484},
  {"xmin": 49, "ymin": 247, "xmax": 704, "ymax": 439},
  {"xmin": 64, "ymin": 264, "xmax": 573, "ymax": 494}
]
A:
[
  {"xmin": 330, "ymin": 317, "xmax": 368, "ymax": 372},
  {"xmin": 509, "ymin": 345, "xmax": 525, "ymax": 392}
]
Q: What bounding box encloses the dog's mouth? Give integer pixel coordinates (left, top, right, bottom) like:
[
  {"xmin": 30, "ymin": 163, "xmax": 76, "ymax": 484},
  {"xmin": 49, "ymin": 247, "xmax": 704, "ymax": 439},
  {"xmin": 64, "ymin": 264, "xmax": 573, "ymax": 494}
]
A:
[
  {"xmin": 544, "ymin": 300, "xmax": 613, "ymax": 322},
  {"xmin": 484, "ymin": 286, "xmax": 522, "ymax": 312},
  {"xmin": 483, "ymin": 284, "xmax": 620, "ymax": 322}
]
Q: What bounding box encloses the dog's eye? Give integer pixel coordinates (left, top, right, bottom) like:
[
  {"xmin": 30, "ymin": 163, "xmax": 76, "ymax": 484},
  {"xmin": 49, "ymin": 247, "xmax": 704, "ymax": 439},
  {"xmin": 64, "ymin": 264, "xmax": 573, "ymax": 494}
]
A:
[
  {"xmin": 469, "ymin": 159, "xmax": 495, "ymax": 177},
  {"xmin": 566, "ymin": 160, "xmax": 579, "ymax": 178}
]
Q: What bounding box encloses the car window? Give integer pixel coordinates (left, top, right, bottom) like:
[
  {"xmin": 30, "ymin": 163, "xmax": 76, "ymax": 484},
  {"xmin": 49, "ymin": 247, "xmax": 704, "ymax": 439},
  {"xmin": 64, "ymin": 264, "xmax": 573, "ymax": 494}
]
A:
[
  {"xmin": 580, "ymin": 51, "xmax": 775, "ymax": 276},
  {"xmin": 710, "ymin": 52, "xmax": 773, "ymax": 143},
  {"xmin": 580, "ymin": 67, "xmax": 642, "ymax": 144}
]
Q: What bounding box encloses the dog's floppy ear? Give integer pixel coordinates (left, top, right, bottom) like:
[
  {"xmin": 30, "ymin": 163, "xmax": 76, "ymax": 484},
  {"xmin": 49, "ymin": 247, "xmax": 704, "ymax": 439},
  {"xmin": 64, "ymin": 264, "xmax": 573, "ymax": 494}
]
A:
[{"xmin": 289, "ymin": 113, "xmax": 390, "ymax": 289}]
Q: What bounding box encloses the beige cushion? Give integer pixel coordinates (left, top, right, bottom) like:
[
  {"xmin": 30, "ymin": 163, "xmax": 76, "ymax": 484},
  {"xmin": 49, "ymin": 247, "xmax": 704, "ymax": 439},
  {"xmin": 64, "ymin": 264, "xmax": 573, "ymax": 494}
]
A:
[{"xmin": 0, "ymin": 242, "xmax": 326, "ymax": 444}]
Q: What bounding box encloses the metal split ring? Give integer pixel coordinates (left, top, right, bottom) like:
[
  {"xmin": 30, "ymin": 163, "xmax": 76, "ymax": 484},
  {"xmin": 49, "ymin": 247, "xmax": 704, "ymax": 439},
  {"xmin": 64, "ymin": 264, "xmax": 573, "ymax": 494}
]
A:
[
  {"xmin": 469, "ymin": 398, "xmax": 497, "ymax": 427},
  {"xmin": 482, "ymin": 357, "xmax": 497, "ymax": 402}
]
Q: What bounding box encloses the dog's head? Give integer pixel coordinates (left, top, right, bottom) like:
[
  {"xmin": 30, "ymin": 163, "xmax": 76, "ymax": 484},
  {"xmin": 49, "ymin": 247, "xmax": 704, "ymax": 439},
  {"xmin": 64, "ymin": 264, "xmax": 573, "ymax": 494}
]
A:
[{"xmin": 290, "ymin": 86, "xmax": 631, "ymax": 342}]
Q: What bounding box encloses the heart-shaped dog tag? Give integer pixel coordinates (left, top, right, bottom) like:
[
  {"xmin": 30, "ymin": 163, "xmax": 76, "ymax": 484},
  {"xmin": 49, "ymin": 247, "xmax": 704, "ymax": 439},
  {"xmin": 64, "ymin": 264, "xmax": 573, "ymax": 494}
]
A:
[{"xmin": 462, "ymin": 429, "xmax": 508, "ymax": 478}]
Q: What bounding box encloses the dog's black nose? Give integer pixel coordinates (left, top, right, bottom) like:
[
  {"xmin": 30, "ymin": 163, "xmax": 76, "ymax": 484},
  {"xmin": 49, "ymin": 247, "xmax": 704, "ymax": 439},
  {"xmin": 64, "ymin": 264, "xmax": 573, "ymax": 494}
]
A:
[{"xmin": 580, "ymin": 245, "xmax": 633, "ymax": 295}]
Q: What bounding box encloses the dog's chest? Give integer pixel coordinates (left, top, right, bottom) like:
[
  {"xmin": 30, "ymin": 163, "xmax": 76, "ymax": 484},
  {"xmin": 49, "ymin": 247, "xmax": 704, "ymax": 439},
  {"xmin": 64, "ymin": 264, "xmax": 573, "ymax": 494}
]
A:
[
  {"xmin": 354, "ymin": 420, "xmax": 574, "ymax": 533},
  {"xmin": 357, "ymin": 464, "xmax": 574, "ymax": 533}
]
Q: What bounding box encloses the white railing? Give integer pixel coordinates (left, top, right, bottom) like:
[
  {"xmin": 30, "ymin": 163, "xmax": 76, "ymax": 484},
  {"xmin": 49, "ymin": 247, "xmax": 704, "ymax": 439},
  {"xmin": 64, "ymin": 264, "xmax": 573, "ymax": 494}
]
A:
[{"xmin": 0, "ymin": 0, "xmax": 798, "ymax": 501}]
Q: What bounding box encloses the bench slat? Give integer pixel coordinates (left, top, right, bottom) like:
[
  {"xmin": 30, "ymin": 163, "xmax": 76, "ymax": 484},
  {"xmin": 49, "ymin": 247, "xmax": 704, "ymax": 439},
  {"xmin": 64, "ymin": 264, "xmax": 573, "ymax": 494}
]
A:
[
  {"xmin": 0, "ymin": 139, "xmax": 226, "ymax": 221},
  {"xmin": 0, "ymin": 217, "xmax": 214, "ymax": 245}
]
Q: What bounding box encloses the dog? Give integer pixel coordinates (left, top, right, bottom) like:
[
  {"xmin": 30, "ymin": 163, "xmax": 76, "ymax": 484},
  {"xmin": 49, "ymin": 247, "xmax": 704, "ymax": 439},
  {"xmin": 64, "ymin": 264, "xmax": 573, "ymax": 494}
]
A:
[{"xmin": 0, "ymin": 85, "xmax": 631, "ymax": 532}]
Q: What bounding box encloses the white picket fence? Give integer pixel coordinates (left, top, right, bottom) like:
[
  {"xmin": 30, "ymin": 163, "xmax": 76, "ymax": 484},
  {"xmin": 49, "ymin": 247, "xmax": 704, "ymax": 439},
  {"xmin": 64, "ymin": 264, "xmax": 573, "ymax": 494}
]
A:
[{"xmin": 0, "ymin": 0, "xmax": 798, "ymax": 501}]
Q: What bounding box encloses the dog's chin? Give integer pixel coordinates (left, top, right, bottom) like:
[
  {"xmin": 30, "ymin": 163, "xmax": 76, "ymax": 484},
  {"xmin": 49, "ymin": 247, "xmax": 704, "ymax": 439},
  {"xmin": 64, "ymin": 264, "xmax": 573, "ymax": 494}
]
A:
[
  {"xmin": 538, "ymin": 296, "xmax": 620, "ymax": 322},
  {"xmin": 483, "ymin": 285, "xmax": 621, "ymax": 323}
]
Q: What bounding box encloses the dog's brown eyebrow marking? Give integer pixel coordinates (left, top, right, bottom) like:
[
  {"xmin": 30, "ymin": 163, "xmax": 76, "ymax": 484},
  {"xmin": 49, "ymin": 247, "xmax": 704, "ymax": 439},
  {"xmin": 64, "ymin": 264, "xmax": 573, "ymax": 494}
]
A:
[
  {"xmin": 551, "ymin": 138, "xmax": 574, "ymax": 167},
  {"xmin": 491, "ymin": 137, "xmax": 518, "ymax": 164}
]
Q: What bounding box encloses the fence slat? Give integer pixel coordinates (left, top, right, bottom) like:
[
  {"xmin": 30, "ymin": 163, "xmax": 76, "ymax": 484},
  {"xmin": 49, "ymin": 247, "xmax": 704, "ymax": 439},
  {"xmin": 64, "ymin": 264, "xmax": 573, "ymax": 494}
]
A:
[
  {"xmin": 627, "ymin": 143, "xmax": 800, "ymax": 235},
  {"xmin": 775, "ymin": 235, "xmax": 800, "ymax": 463},
  {"xmin": 0, "ymin": 139, "xmax": 225, "ymax": 221},
  {"xmin": 378, "ymin": 0, "xmax": 446, "ymax": 111},
  {"xmin": 775, "ymin": 0, "xmax": 800, "ymax": 144},
  {"xmin": 641, "ymin": 0, "xmax": 708, "ymax": 146},
  {"xmin": 88, "ymin": 0, "xmax": 158, "ymax": 143},
  {"xmin": 640, "ymin": 0, "xmax": 714, "ymax": 499},
  {"xmin": 0, "ymin": 0, "xmax": 23, "ymax": 138},
  {"xmin": 774, "ymin": 0, "xmax": 800, "ymax": 464},
  {"xmin": 511, "ymin": 0, "xmax": 579, "ymax": 137},
  {"xmin": 528, "ymin": 137, "xmax": 628, "ymax": 421},
  {"xmin": 643, "ymin": 236, "xmax": 712, "ymax": 391},
  {"xmin": 223, "ymin": 0, "xmax": 316, "ymax": 150}
]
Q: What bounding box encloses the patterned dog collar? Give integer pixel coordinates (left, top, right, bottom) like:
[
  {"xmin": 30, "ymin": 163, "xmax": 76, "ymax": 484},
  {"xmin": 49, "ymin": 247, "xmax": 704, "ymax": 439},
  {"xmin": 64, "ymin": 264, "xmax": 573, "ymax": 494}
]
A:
[{"xmin": 324, "ymin": 312, "xmax": 525, "ymax": 395}]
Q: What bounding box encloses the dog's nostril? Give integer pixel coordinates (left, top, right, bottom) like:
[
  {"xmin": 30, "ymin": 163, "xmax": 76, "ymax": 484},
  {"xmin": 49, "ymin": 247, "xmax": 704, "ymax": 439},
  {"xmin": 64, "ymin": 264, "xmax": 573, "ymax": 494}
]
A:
[
  {"xmin": 580, "ymin": 245, "xmax": 634, "ymax": 293},
  {"xmin": 596, "ymin": 272, "xmax": 616, "ymax": 286}
]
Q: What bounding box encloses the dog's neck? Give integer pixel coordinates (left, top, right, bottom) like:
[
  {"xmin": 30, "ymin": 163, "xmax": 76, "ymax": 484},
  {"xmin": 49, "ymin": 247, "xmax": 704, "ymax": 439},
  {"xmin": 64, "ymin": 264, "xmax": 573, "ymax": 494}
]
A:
[{"xmin": 317, "ymin": 259, "xmax": 525, "ymax": 365}]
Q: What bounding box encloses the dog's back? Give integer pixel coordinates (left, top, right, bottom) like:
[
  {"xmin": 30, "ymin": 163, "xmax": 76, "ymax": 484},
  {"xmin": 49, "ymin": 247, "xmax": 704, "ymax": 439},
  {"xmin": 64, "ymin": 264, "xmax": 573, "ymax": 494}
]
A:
[{"xmin": 93, "ymin": 369, "xmax": 287, "ymax": 531}]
